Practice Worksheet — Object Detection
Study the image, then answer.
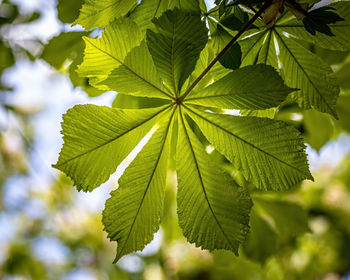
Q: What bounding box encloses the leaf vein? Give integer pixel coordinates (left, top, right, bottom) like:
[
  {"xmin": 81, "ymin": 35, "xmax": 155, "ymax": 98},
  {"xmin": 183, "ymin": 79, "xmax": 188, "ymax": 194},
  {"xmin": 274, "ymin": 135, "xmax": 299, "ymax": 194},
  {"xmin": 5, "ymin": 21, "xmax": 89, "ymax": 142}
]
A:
[
  {"xmin": 184, "ymin": 105, "xmax": 310, "ymax": 177},
  {"xmin": 85, "ymin": 39, "xmax": 174, "ymax": 99},
  {"xmin": 273, "ymin": 30, "xmax": 336, "ymax": 115},
  {"xmin": 116, "ymin": 107, "xmax": 176, "ymax": 260},
  {"xmin": 54, "ymin": 105, "xmax": 172, "ymax": 168}
]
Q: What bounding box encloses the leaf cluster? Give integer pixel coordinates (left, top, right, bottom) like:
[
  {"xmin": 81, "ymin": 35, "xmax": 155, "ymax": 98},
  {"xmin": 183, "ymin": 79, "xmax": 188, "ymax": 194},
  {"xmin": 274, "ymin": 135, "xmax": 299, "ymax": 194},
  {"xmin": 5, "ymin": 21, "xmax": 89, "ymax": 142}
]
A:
[{"xmin": 51, "ymin": 0, "xmax": 350, "ymax": 262}]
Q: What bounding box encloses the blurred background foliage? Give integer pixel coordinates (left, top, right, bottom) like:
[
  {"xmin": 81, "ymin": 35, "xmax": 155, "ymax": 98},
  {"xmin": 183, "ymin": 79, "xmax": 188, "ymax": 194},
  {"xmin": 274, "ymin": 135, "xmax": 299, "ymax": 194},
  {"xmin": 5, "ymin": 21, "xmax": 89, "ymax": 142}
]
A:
[{"xmin": 1, "ymin": 0, "xmax": 350, "ymax": 279}]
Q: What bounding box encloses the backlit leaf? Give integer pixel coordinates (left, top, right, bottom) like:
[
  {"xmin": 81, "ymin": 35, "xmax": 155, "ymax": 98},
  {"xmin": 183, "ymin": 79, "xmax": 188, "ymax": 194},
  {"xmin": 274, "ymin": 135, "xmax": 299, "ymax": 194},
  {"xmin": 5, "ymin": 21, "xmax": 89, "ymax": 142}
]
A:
[
  {"xmin": 185, "ymin": 106, "xmax": 313, "ymax": 191},
  {"xmin": 177, "ymin": 108, "xmax": 252, "ymax": 254},
  {"xmin": 103, "ymin": 109, "xmax": 174, "ymax": 262},
  {"xmin": 186, "ymin": 64, "xmax": 293, "ymax": 110},
  {"xmin": 74, "ymin": 0, "xmax": 137, "ymax": 29},
  {"xmin": 53, "ymin": 105, "xmax": 170, "ymax": 191},
  {"xmin": 146, "ymin": 9, "xmax": 208, "ymax": 95}
]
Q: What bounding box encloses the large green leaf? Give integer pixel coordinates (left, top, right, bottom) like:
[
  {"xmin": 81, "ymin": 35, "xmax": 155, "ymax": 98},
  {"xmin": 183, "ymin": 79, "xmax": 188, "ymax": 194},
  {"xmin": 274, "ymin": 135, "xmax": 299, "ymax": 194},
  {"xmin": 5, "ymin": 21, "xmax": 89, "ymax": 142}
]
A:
[
  {"xmin": 74, "ymin": 0, "xmax": 137, "ymax": 29},
  {"xmin": 100, "ymin": 41, "xmax": 173, "ymax": 99},
  {"xmin": 130, "ymin": 0, "xmax": 200, "ymax": 32},
  {"xmin": 176, "ymin": 108, "xmax": 252, "ymax": 254},
  {"xmin": 146, "ymin": 9, "xmax": 208, "ymax": 95},
  {"xmin": 275, "ymin": 2, "xmax": 350, "ymax": 51},
  {"xmin": 53, "ymin": 105, "xmax": 171, "ymax": 192},
  {"xmin": 186, "ymin": 65, "xmax": 293, "ymax": 110},
  {"xmin": 52, "ymin": 0, "xmax": 329, "ymax": 262},
  {"xmin": 77, "ymin": 18, "xmax": 143, "ymax": 85},
  {"xmin": 274, "ymin": 31, "xmax": 340, "ymax": 118},
  {"xmin": 103, "ymin": 109, "xmax": 174, "ymax": 262},
  {"xmin": 185, "ymin": 106, "xmax": 313, "ymax": 191}
]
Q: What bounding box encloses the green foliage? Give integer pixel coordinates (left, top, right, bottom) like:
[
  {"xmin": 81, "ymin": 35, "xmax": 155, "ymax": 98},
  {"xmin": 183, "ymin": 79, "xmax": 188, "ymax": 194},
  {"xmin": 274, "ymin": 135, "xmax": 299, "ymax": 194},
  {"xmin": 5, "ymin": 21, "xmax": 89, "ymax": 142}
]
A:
[
  {"xmin": 186, "ymin": 65, "xmax": 293, "ymax": 109},
  {"xmin": 238, "ymin": 2, "xmax": 350, "ymax": 117},
  {"xmin": 186, "ymin": 107, "xmax": 312, "ymax": 191},
  {"xmin": 275, "ymin": 33, "xmax": 339, "ymax": 117},
  {"xmin": 74, "ymin": 0, "xmax": 138, "ymax": 29},
  {"xmin": 41, "ymin": 32, "xmax": 86, "ymax": 69},
  {"xmin": 50, "ymin": 0, "xmax": 350, "ymax": 262},
  {"xmin": 131, "ymin": 0, "xmax": 201, "ymax": 32},
  {"xmin": 280, "ymin": 2, "xmax": 350, "ymax": 51},
  {"xmin": 77, "ymin": 18, "xmax": 143, "ymax": 89},
  {"xmin": 102, "ymin": 41, "xmax": 172, "ymax": 99},
  {"xmin": 103, "ymin": 111, "xmax": 174, "ymax": 262},
  {"xmin": 53, "ymin": 105, "xmax": 167, "ymax": 191},
  {"xmin": 146, "ymin": 9, "xmax": 208, "ymax": 95},
  {"xmin": 177, "ymin": 109, "xmax": 252, "ymax": 254}
]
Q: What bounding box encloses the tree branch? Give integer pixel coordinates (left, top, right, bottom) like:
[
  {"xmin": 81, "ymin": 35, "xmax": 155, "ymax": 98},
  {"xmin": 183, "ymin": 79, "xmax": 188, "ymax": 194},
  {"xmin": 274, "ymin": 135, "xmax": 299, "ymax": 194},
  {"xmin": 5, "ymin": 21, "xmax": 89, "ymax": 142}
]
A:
[{"xmin": 179, "ymin": 0, "xmax": 272, "ymax": 101}]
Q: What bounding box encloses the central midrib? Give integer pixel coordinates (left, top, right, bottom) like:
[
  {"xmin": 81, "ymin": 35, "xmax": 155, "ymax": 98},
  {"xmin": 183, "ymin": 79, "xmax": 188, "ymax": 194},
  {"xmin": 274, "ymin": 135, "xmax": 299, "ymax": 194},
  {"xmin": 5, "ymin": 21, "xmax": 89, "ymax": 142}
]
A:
[
  {"xmin": 179, "ymin": 108, "xmax": 236, "ymax": 250},
  {"xmin": 116, "ymin": 107, "xmax": 176, "ymax": 259}
]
